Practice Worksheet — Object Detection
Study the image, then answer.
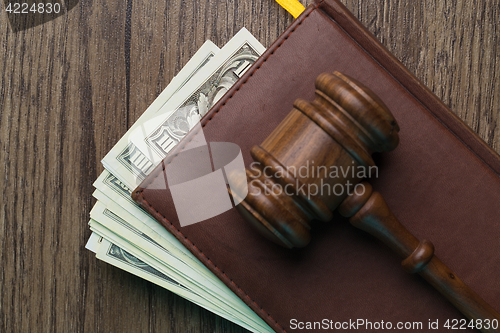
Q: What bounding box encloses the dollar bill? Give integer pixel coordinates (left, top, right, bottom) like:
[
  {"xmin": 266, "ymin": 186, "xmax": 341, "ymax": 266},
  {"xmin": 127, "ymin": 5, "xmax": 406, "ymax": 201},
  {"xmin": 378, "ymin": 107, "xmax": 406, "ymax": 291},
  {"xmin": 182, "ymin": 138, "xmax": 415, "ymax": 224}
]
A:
[
  {"xmin": 102, "ymin": 27, "xmax": 266, "ymax": 189},
  {"xmin": 91, "ymin": 172, "xmax": 248, "ymax": 309},
  {"xmin": 89, "ymin": 28, "xmax": 272, "ymax": 333},
  {"xmin": 93, "ymin": 161, "xmax": 272, "ymax": 329},
  {"xmin": 86, "ymin": 235, "xmax": 260, "ymax": 332},
  {"xmin": 88, "ymin": 200, "xmax": 271, "ymax": 332},
  {"xmin": 118, "ymin": 40, "xmax": 219, "ymax": 135},
  {"xmin": 85, "ymin": 231, "xmax": 102, "ymax": 253},
  {"xmin": 93, "ymin": 170, "xmax": 189, "ymax": 254}
]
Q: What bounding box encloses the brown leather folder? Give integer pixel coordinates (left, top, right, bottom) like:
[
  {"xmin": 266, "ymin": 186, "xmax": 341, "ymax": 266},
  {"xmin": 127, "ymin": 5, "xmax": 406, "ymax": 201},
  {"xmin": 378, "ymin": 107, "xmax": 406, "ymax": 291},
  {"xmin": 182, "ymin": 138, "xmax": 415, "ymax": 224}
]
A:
[{"xmin": 133, "ymin": 0, "xmax": 500, "ymax": 331}]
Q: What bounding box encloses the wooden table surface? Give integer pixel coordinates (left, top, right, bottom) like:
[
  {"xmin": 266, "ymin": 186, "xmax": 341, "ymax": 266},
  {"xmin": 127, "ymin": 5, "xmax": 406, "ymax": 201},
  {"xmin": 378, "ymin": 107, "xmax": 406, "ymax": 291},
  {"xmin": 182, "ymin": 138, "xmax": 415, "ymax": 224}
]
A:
[{"xmin": 1, "ymin": 0, "xmax": 499, "ymax": 332}]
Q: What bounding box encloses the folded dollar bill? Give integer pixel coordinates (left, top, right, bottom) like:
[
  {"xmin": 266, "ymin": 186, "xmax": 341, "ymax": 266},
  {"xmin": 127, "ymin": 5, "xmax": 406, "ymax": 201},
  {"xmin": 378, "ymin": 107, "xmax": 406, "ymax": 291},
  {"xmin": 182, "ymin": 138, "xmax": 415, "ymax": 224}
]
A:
[{"xmin": 87, "ymin": 28, "xmax": 273, "ymax": 333}]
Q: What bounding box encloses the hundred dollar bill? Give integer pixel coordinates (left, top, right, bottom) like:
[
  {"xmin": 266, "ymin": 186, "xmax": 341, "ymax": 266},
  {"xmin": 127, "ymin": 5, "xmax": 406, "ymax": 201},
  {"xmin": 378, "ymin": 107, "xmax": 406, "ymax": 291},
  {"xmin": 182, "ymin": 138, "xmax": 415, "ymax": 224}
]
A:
[
  {"xmin": 93, "ymin": 170, "xmax": 188, "ymax": 254},
  {"xmin": 85, "ymin": 235, "xmax": 259, "ymax": 332},
  {"xmin": 92, "ymin": 172, "xmax": 273, "ymax": 330},
  {"xmin": 86, "ymin": 233, "xmax": 194, "ymax": 296},
  {"xmin": 120, "ymin": 40, "xmax": 219, "ymax": 132},
  {"xmin": 91, "ymin": 28, "xmax": 271, "ymax": 333},
  {"xmin": 85, "ymin": 231, "xmax": 103, "ymax": 253},
  {"xmin": 102, "ymin": 27, "xmax": 266, "ymax": 189},
  {"xmin": 91, "ymin": 189, "xmax": 236, "ymax": 301},
  {"xmin": 88, "ymin": 202, "xmax": 271, "ymax": 332}
]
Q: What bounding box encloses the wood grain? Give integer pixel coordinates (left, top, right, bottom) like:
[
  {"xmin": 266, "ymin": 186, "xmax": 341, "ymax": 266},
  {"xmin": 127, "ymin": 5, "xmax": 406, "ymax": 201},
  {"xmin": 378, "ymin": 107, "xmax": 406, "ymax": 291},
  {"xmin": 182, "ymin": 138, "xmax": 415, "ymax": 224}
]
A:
[{"xmin": 0, "ymin": 0, "xmax": 498, "ymax": 332}]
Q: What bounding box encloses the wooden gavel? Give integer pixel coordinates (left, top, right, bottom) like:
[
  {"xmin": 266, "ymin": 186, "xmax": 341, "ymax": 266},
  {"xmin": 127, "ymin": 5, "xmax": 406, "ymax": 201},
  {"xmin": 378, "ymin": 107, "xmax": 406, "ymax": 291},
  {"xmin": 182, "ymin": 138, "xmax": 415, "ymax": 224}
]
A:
[{"xmin": 230, "ymin": 72, "xmax": 500, "ymax": 332}]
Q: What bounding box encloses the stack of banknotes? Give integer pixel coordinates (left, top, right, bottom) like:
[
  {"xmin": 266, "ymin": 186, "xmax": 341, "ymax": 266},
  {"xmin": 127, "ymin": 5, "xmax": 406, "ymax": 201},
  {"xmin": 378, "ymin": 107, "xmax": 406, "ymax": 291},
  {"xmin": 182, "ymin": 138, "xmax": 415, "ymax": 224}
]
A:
[{"xmin": 85, "ymin": 28, "xmax": 273, "ymax": 333}]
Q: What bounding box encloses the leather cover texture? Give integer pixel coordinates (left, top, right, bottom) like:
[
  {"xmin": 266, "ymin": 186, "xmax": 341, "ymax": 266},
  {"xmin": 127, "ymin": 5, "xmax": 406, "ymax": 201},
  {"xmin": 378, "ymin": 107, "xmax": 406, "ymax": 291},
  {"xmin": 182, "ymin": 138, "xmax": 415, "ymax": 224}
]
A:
[{"xmin": 133, "ymin": 0, "xmax": 500, "ymax": 331}]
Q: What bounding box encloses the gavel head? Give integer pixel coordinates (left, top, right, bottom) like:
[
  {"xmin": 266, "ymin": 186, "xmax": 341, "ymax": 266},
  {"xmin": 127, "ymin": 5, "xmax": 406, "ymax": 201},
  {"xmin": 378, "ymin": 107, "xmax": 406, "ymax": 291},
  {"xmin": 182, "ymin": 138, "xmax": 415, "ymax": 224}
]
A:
[{"xmin": 230, "ymin": 72, "xmax": 400, "ymax": 248}]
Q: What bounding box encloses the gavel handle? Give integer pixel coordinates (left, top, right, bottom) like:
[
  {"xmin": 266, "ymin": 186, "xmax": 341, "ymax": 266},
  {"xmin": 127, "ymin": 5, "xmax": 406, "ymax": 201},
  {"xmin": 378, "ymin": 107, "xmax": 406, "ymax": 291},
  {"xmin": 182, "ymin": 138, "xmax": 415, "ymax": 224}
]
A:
[{"xmin": 339, "ymin": 182, "xmax": 500, "ymax": 333}]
